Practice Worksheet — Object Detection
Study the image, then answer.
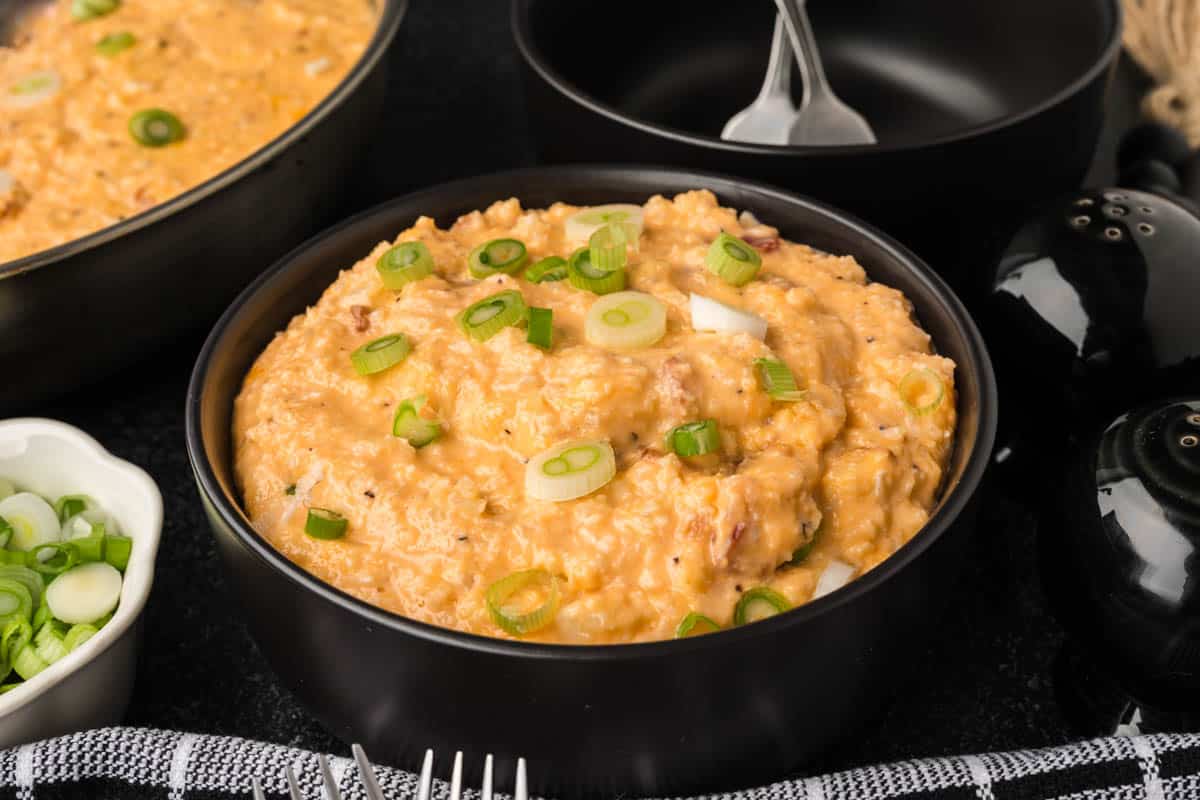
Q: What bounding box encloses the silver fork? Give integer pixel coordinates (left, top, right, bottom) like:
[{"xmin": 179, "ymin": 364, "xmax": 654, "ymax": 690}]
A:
[{"xmin": 252, "ymin": 744, "xmax": 528, "ymax": 800}]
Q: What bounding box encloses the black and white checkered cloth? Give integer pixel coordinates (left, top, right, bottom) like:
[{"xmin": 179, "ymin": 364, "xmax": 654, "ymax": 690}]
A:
[{"xmin": 2, "ymin": 727, "xmax": 1200, "ymax": 800}]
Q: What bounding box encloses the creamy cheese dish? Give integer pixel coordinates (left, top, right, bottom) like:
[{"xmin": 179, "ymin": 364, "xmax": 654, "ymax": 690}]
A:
[
  {"xmin": 0, "ymin": 0, "xmax": 376, "ymax": 264},
  {"xmin": 234, "ymin": 190, "xmax": 957, "ymax": 644}
]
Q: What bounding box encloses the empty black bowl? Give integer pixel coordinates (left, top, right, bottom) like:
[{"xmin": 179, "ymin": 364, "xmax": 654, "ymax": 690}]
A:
[
  {"xmin": 512, "ymin": 0, "xmax": 1122, "ymax": 287},
  {"xmin": 186, "ymin": 167, "xmax": 997, "ymax": 798}
]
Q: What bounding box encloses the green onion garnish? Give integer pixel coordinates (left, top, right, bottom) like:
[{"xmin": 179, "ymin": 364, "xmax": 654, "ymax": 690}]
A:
[
  {"xmin": 26, "ymin": 543, "xmax": 79, "ymax": 576},
  {"xmin": 525, "ymin": 256, "xmax": 567, "ymax": 283},
  {"xmin": 674, "ymin": 612, "xmax": 721, "ymax": 638},
  {"xmin": 96, "ymin": 31, "xmax": 136, "ymax": 56},
  {"xmin": 0, "ymin": 518, "xmax": 10, "ymax": 550},
  {"xmin": 33, "ymin": 623, "xmax": 68, "ymax": 665},
  {"xmin": 733, "ymin": 586, "xmax": 791, "ymax": 625},
  {"xmin": 392, "ymin": 395, "xmax": 442, "ymax": 448},
  {"xmin": 63, "ymin": 623, "xmax": 99, "ymax": 652},
  {"xmin": 485, "ymin": 569, "xmax": 560, "ymax": 636},
  {"xmin": 584, "ymin": 291, "xmax": 666, "ymax": 350},
  {"xmin": 0, "ymin": 566, "xmax": 43, "ymax": 610},
  {"xmin": 104, "ymin": 535, "xmax": 132, "ymax": 571},
  {"xmin": 54, "ymin": 495, "xmax": 88, "ymax": 522},
  {"xmin": 12, "ymin": 643, "xmax": 47, "ymax": 680},
  {"xmin": 376, "ymin": 242, "xmax": 434, "ymax": 289},
  {"xmin": 525, "ymin": 439, "xmax": 617, "ymax": 502},
  {"xmin": 666, "ymin": 420, "xmax": 720, "ymax": 457},
  {"xmin": 9, "ymin": 71, "xmax": 60, "ymax": 98},
  {"xmin": 754, "ymin": 357, "xmax": 805, "ymax": 402},
  {"xmin": 469, "ymin": 238, "xmax": 528, "ymax": 279},
  {"xmin": 0, "ymin": 579, "xmax": 33, "ymax": 626},
  {"xmin": 898, "ymin": 368, "xmax": 945, "ymax": 415},
  {"xmin": 350, "ymin": 333, "xmax": 412, "ymax": 376},
  {"xmin": 71, "ymin": 0, "xmax": 120, "ymax": 21},
  {"xmin": 588, "ymin": 223, "xmax": 629, "ymax": 273},
  {"xmin": 706, "ymin": 232, "xmax": 762, "ymax": 286},
  {"xmin": 527, "ymin": 307, "xmax": 553, "ymax": 350},
  {"xmin": 304, "ymin": 508, "xmax": 347, "ymax": 541},
  {"xmin": 71, "ymin": 533, "xmax": 106, "ymax": 564},
  {"xmin": 567, "ymin": 247, "xmax": 626, "ymax": 295},
  {"xmin": 0, "ymin": 551, "xmax": 26, "ymax": 566},
  {"xmin": 129, "ymin": 108, "xmax": 185, "ymax": 147},
  {"xmin": 456, "ymin": 290, "xmax": 526, "ymax": 342},
  {"xmin": 784, "ymin": 523, "xmax": 820, "ymax": 567}
]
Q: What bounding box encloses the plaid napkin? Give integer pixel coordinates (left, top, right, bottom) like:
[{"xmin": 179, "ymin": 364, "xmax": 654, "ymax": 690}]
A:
[{"xmin": 2, "ymin": 727, "xmax": 1199, "ymax": 800}]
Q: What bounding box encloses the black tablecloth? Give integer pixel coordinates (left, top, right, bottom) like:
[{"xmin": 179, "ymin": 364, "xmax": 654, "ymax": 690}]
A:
[{"xmin": 28, "ymin": 0, "xmax": 1155, "ymax": 788}]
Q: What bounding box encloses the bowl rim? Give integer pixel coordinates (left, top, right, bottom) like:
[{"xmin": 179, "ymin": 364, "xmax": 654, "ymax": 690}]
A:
[
  {"xmin": 0, "ymin": 417, "xmax": 163, "ymax": 716},
  {"xmin": 509, "ymin": 0, "xmax": 1123, "ymax": 157},
  {"xmin": 186, "ymin": 164, "xmax": 998, "ymax": 661},
  {"xmin": 0, "ymin": 0, "xmax": 409, "ymax": 280}
]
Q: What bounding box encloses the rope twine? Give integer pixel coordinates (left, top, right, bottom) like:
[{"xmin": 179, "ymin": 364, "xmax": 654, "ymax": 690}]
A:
[{"xmin": 1124, "ymin": 0, "xmax": 1200, "ymax": 144}]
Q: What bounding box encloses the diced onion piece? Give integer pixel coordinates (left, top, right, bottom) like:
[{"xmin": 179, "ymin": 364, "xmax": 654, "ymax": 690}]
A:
[
  {"xmin": 813, "ymin": 559, "xmax": 856, "ymax": 599},
  {"xmin": 689, "ymin": 293, "xmax": 767, "ymax": 340},
  {"xmin": 128, "ymin": 108, "xmax": 185, "ymax": 147},
  {"xmin": 525, "ymin": 256, "xmax": 567, "ymax": 283},
  {"xmin": 733, "ymin": 586, "xmax": 791, "ymax": 625},
  {"xmin": 0, "ymin": 579, "xmax": 32, "ymax": 625},
  {"xmin": 304, "ymin": 57, "xmax": 331, "ymax": 77},
  {"xmin": 469, "ymin": 238, "xmax": 528, "ymax": 279},
  {"xmin": 588, "ymin": 224, "xmax": 629, "ymax": 272},
  {"xmin": 666, "ymin": 420, "xmax": 720, "ymax": 457},
  {"xmin": 754, "ymin": 357, "xmax": 805, "ymax": 401},
  {"xmin": 304, "ymin": 508, "xmax": 347, "ymax": 541},
  {"xmin": 392, "ymin": 395, "xmax": 442, "ymax": 448},
  {"xmin": 674, "ymin": 612, "xmax": 721, "ymax": 638},
  {"xmin": 0, "ymin": 493, "xmax": 60, "ymax": 552},
  {"xmin": 44, "ymin": 562, "xmax": 122, "ymax": 625},
  {"xmin": 456, "ymin": 290, "xmax": 526, "ymax": 342},
  {"xmin": 526, "ymin": 440, "xmax": 616, "ymax": 502},
  {"xmin": 377, "ymin": 242, "xmax": 435, "ymax": 289},
  {"xmin": 486, "ymin": 569, "xmax": 560, "ymax": 636},
  {"xmin": 898, "ymin": 368, "xmax": 946, "ymax": 415},
  {"xmin": 71, "ymin": 0, "xmax": 120, "ymax": 20},
  {"xmin": 565, "ymin": 204, "xmax": 644, "ymax": 243},
  {"xmin": 705, "ymin": 232, "xmax": 762, "ymax": 286},
  {"xmin": 584, "ymin": 291, "xmax": 666, "ymax": 350},
  {"xmin": 350, "ymin": 333, "xmax": 411, "ymax": 375},
  {"xmin": 567, "ymin": 247, "xmax": 625, "ymax": 295},
  {"xmin": 526, "ymin": 307, "xmax": 553, "ymax": 350},
  {"xmin": 6, "ymin": 70, "xmax": 61, "ymax": 109},
  {"xmin": 96, "ymin": 31, "xmax": 136, "ymax": 56}
]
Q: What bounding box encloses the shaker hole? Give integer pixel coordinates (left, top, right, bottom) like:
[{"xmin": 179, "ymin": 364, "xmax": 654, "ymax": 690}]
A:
[
  {"xmin": 1181, "ymin": 434, "xmax": 1199, "ymax": 448},
  {"xmin": 1187, "ymin": 413, "xmax": 1200, "ymax": 427},
  {"xmin": 1075, "ymin": 197, "xmax": 1096, "ymax": 207},
  {"xmin": 1104, "ymin": 204, "xmax": 1128, "ymax": 217},
  {"xmin": 1104, "ymin": 192, "xmax": 1127, "ymax": 202},
  {"xmin": 1105, "ymin": 227, "xmax": 1124, "ymax": 240},
  {"xmin": 1139, "ymin": 223, "xmax": 1156, "ymax": 235},
  {"xmin": 1141, "ymin": 206, "xmax": 1155, "ymax": 214},
  {"xmin": 1070, "ymin": 215, "xmax": 1091, "ymax": 227}
]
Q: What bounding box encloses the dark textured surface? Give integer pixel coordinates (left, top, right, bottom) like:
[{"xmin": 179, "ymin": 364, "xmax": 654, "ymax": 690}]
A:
[{"xmin": 24, "ymin": 0, "xmax": 1157, "ymax": 789}]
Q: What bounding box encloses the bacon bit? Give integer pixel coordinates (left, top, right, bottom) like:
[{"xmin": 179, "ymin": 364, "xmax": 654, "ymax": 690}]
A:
[
  {"xmin": 731, "ymin": 521, "xmax": 747, "ymax": 546},
  {"xmin": 133, "ymin": 185, "xmax": 155, "ymax": 208},
  {"xmin": 745, "ymin": 233, "xmax": 780, "ymax": 252},
  {"xmin": 655, "ymin": 356, "xmax": 697, "ymax": 418},
  {"xmin": 350, "ymin": 305, "xmax": 371, "ymax": 332}
]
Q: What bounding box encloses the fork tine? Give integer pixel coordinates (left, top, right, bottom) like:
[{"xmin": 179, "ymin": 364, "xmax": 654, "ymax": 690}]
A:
[
  {"xmin": 285, "ymin": 766, "xmax": 305, "ymax": 800},
  {"xmin": 448, "ymin": 751, "xmax": 464, "ymax": 800},
  {"xmin": 351, "ymin": 744, "xmax": 386, "ymax": 800},
  {"xmin": 480, "ymin": 754, "xmax": 494, "ymax": 800},
  {"xmin": 515, "ymin": 758, "xmax": 528, "ymax": 800},
  {"xmin": 416, "ymin": 749, "xmax": 434, "ymax": 800},
  {"xmin": 317, "ymin": 754, "xmax": 342, "ymax": 800},
  {"xmin": 252, "ymin": 777, "xmax": 268, "ymax": 800}
]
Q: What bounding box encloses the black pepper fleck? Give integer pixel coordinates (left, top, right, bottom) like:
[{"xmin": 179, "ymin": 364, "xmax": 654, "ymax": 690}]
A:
[
  {"xmin": 504, "ymin": 428, "xmax": 511, "ymax": 435},
  {"xmin": 457, "ymin": 535, "xmax": 469, "ymax": 542},
  {"xmin": 631, "ymin": 432, "xmax": 639, "ymax": 441},
  {"xmin": 866, "ymin": 336, "xmax": 875, "ymax": 343},
  {"xmin": 672, "ymin": 556, "xmax": 679, "ymax": 564},
  {"xmin": 364, "ymin": 490, "xmax": 375, "ymax": 499},
  {"xmin": 735, "ymin": 584, "xmax": 744, "ymax": 592}
]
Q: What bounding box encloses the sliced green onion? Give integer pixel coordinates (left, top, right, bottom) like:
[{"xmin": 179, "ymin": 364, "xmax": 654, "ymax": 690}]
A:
[
  {"xmin": 784, "ymin": 523, "xmax": 820, "ymax": 567},
  {"xmin": 128, "ymin": 108, "xmax": 185, "ymax": 147},
  {"xmin": 376, "ymin": 242, "xmax": 434, "ymax": 289},
  {"xmin": 0, "ymin": 518, "xmax": 10, "ymax": 549},
  {"xmin": 0, "ymin": 551, "xmax": 26, "ymax": 565},
  {"xmin": 565, "ymin": 204, "xmax": 644, "ymax": 242},
  {"xmin": 54, "ymin": 495, "xmax": 88, "ymax": 522},
  {"xmin": 0, "ymin": 566, "xmax": 44, "ymax": 609},
  {"xmin": 350, "ymin": 333, "xmax": 412, "ymax": 376},
  {"xmin": 2, "ymin": 618, "xmax": 32, "ymax": 665},
  {"xmin": 674, "ymin": 612, "xmax": 721, "ymax": 638},
  {"xmin": 525, "ymin": 256, "xmax": 567, "ymax": 283},
  {"xmin": 33, "ymin": 624, "xmax": 68, "ymax": 665},
  {"xmin": 45, "ymin": 562, "xmax": 122, "ymax": 626},
  {"xmin": 7, "ymin": 70, "xmax": 61, "ymax": 107},
  {"xmin": 304, "ymin": 508, "xmax": 347, "ymax": 541},
  {"xmin": 104, "ymin": 535, "xmax": 132, "ymax": 571},
  {"xmin": 527, "ymin": 307, "xmax": 553, "ymax": 350},
  {"xmin": 12, "ymin": 644, "xmax": 47, "ymax": 681},
  {"xmin": 898, "ymin": 368, "xmax": 946, "ymax": 415},
  {"xmin": 525, "ymin": 439, "xmax": 616, "ymax": 502},
  {"xmin": 733, "ymin": 587, "xmax": 792, "ymax": 625},
  {"xmin": 469, "ymin": 238, "xmax": 528, "ymax": 279},
  {"xmin": 706, "ymin": 232, "xmax": 762, "ymax": 286},
  {"xmin": 72, "ymin": 533, "xmax": 106, "ymax": 564},
  {"xmin": 96, "ymin": 31, "xmax": 136, "ymax": 56},
  {"xmin": 0, "ymin": 579, "xmax": 33, "ymax": 625},
  {"xmin": 567, "ymin": 247, "xmax": 625, "ymax": 295},
  {"xmin": 456, "ymin": 290, "xmax": 526, "ymax": 342},
  {"xmin": 31, "ymin": 603, "xmax": 49, "ymax": 632},
  {"xmin": 63, "ymin": 623, "xmax": 99, "ymax": 652},
  {"xmin": 485, "ymin": 569, "xmax": 560, "ymax": 636},
  {"xmin": 392, "ymin": 395, "xmax": 442, "ymax": 448},
  {"xmin": 71, "ymin": 0, "xmax": 120, "ymax": 20},
  {"xmin": 0, "ymin": 492, "xmax": 61, "ymax": 551},
  {"xmin": 754, "ymin": 357, "xmax": 806, "ymax": 401},
  {"xmin": 588, "ymin": 223, "xmax": 629, "ymax": 272},
  {"xmin": 666, "ymin": 420, "xmax": 720, "ymax": 457},
  {"xmin": 27, "ymin": 543, "xmax": 79, "ymax": 576},
  {"xmin": 584, "ymin": 291, "xmax": 666, "ymax": 350}
]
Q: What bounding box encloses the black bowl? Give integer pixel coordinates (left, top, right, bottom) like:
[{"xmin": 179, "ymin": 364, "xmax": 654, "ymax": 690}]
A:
[
  {"xmin": 0, "ymin": 0, "xmax": 407, "ymax": 412},
  {"xmin": 186, "ymin": 167, "xmax": 998, "ymax": 799},
  {"xmin": 512, "ymin": 0, "xmax": 1122, "ymax": 289}
]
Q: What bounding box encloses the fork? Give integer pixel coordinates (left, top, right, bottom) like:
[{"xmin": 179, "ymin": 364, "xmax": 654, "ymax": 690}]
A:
[{"xmin": 251, "ymin": 744, "xmax": 529, "ymax": 800}]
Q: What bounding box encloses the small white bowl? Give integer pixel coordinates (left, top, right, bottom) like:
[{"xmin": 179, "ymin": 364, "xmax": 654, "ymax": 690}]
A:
[{"xmin": 0, "ymin": 418, "xmax": 161, "ymax": 748}]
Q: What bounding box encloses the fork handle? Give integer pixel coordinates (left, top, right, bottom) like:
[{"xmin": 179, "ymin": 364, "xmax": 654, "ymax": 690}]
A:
[{"xmin": 775, "ymin": 0, "xmax": 832, "ymax": 104}]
